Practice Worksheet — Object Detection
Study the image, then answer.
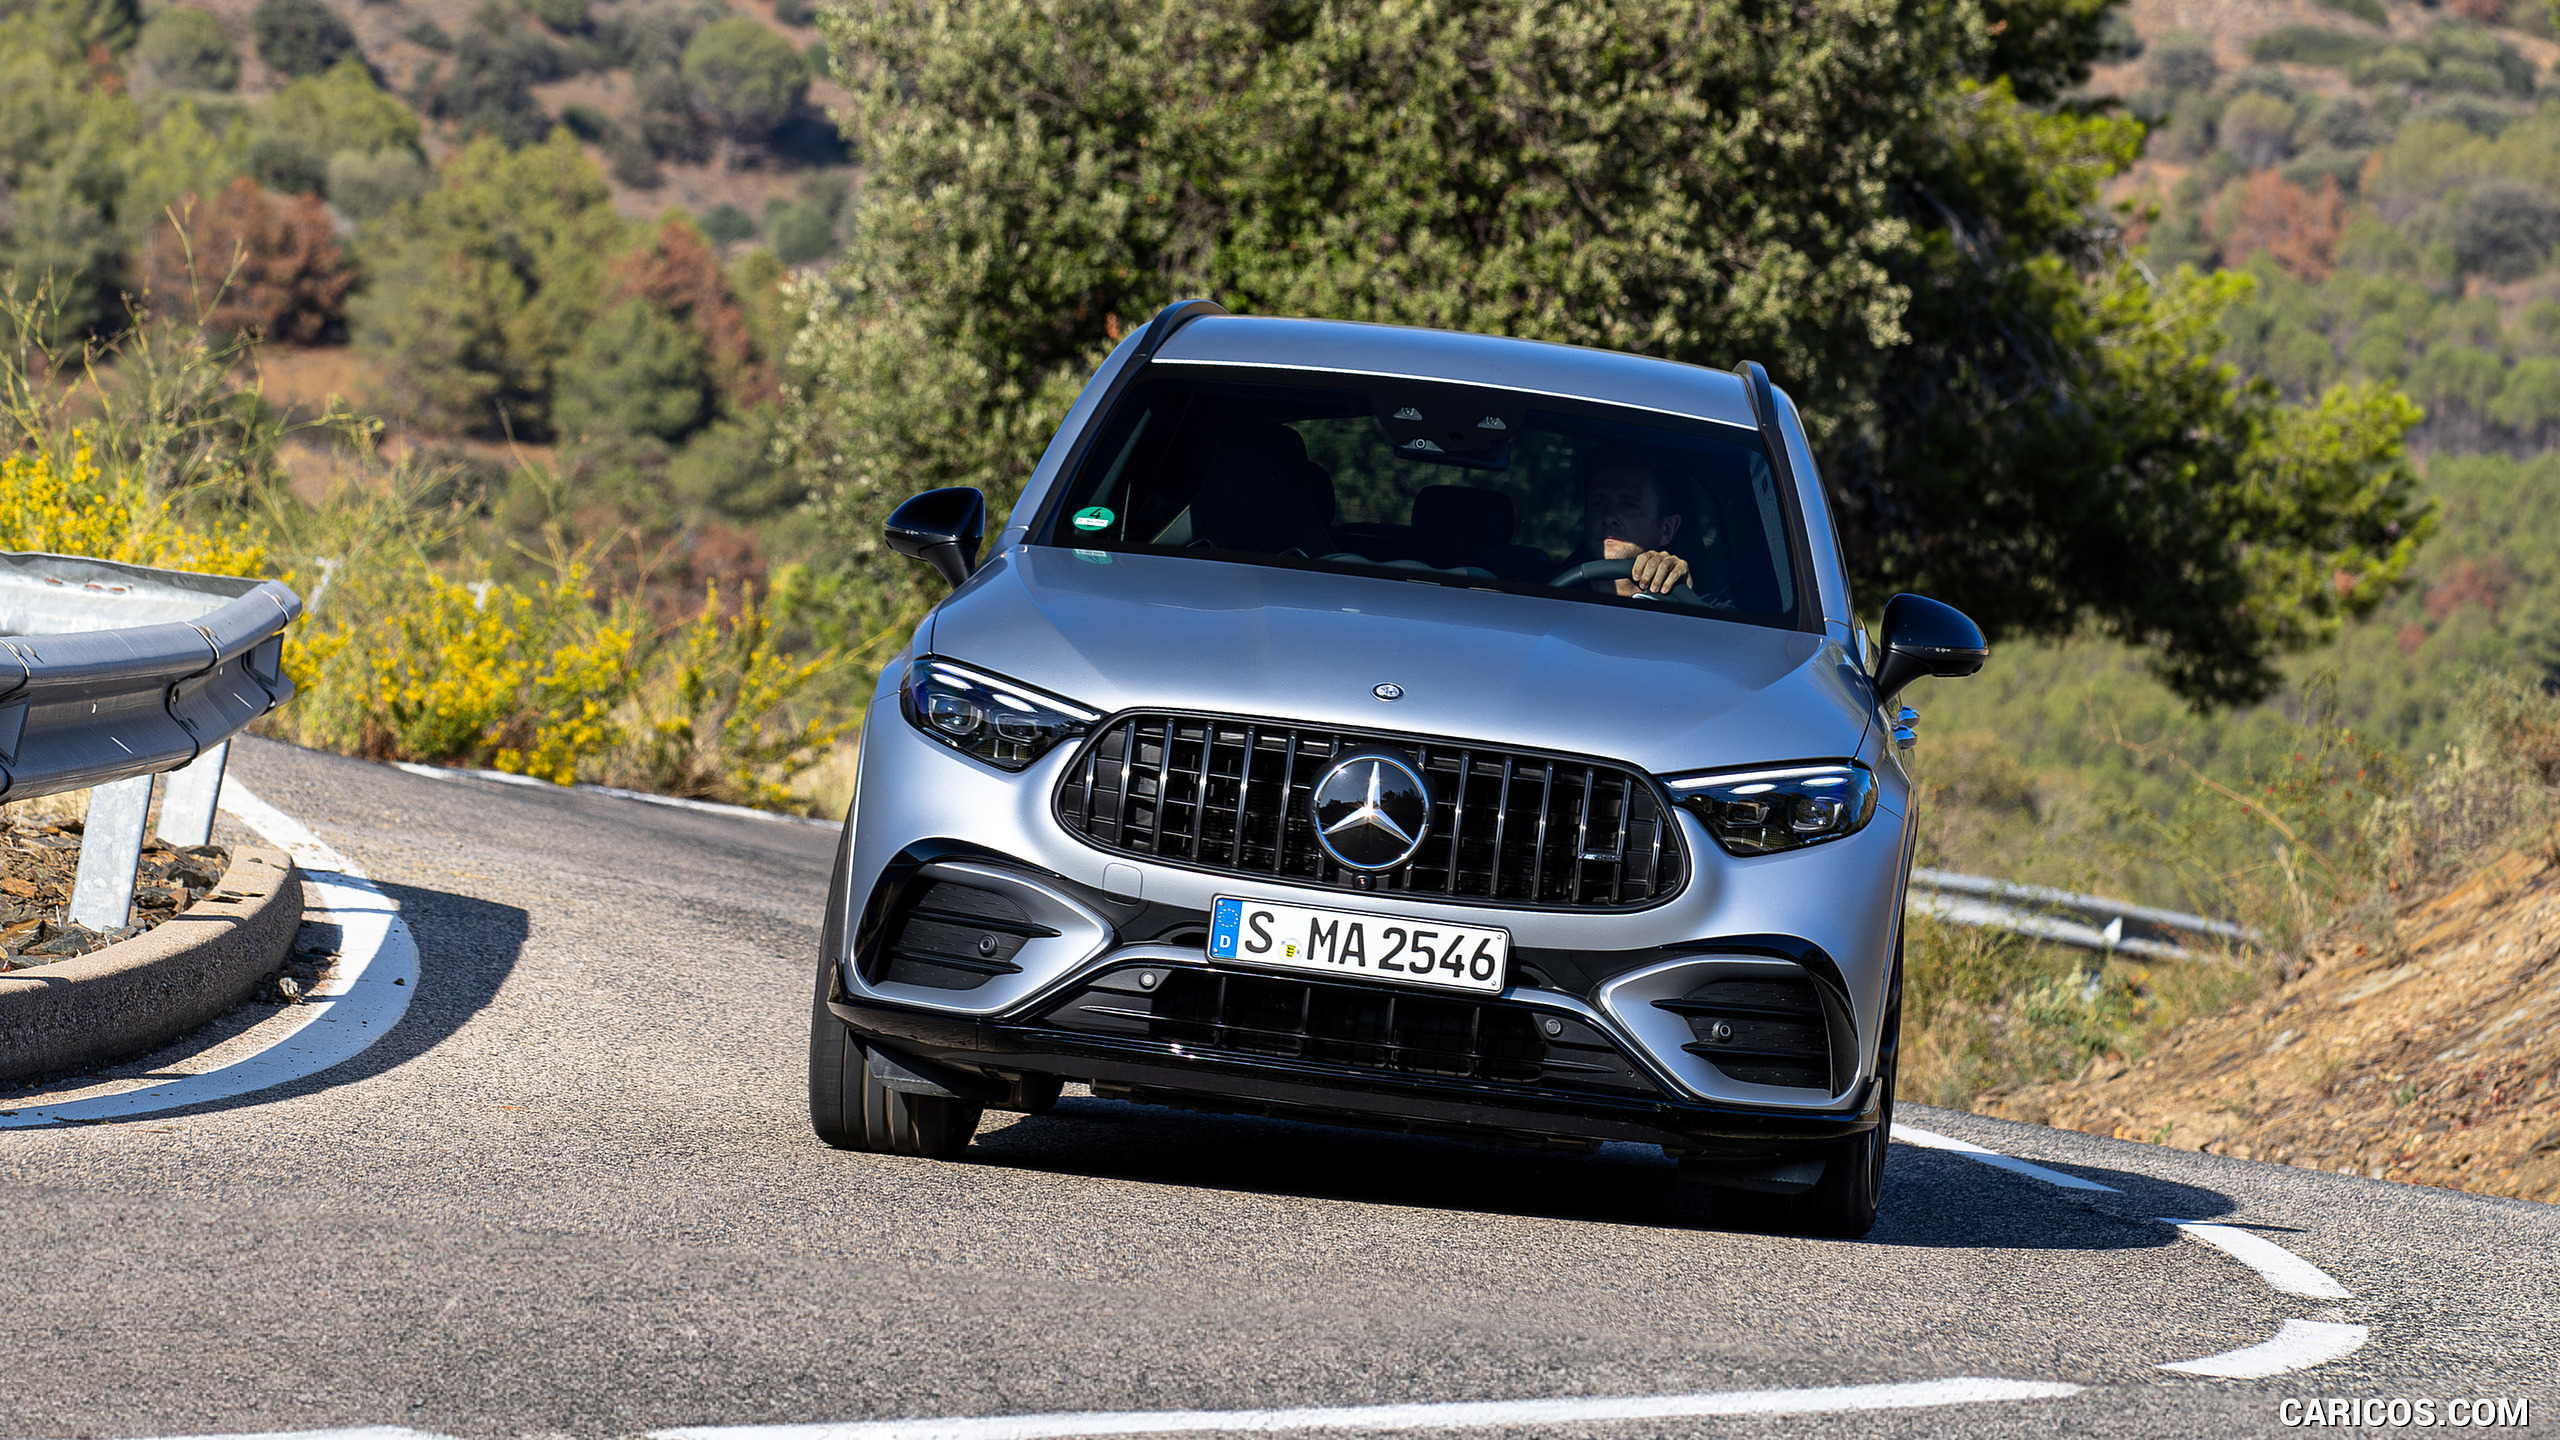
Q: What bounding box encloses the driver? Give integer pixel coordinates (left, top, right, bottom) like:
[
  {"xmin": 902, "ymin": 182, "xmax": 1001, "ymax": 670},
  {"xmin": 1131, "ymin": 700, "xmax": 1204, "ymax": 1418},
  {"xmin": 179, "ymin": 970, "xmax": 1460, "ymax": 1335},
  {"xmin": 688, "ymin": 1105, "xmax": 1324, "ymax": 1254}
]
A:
[{"xmin": 1581, "ymin": 447, "xmax": 1693, "ymax": 597}]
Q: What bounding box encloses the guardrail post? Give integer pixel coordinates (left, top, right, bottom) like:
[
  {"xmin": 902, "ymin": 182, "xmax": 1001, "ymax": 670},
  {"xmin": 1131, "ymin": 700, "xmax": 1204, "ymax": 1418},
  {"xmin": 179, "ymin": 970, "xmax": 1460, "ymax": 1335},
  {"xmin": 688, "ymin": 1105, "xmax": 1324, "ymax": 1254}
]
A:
[
  {"xmin": 68, "ymin": 773, "xmax": 156, "ymax": 933},
  {"xmin": 156, "ymin": 741, "xmax": 229, "ymax": 848}
]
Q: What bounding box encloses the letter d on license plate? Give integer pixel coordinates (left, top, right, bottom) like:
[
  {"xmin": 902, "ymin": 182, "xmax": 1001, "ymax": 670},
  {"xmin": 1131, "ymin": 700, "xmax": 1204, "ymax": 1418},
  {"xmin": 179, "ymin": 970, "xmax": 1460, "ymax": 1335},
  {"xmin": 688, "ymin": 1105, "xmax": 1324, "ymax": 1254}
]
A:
[{"xmin": 1207, "ymin": 896, "xmax": 1508, "ymax": 995}]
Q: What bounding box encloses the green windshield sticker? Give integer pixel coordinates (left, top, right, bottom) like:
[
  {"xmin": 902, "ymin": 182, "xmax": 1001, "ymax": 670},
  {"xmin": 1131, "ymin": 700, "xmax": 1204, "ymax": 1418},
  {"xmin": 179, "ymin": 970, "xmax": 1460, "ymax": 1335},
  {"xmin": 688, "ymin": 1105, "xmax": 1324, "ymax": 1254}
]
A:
[{"xmin": 1072, "ymin": 506, "xmax": 1114, "ymax": 531}]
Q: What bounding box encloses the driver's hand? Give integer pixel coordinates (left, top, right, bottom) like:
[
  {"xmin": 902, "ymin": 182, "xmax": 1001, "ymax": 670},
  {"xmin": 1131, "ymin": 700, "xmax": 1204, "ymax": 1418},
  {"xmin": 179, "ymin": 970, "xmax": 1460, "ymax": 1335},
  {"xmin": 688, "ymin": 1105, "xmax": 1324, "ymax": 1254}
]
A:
[{"xmin": 1629, "ymin": 549, "xmax": 1689, "ymax": 595}]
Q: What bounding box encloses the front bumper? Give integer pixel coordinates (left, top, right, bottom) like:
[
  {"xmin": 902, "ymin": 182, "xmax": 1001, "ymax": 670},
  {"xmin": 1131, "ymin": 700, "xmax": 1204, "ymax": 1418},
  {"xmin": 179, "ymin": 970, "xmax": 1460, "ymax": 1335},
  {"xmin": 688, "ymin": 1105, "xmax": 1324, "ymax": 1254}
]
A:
[
  {"xmin": 832, "ymin": 680, "xmax": 1913, "ymax": 1150},
  {"xmin": 829, "ymin": 988, "xmax": 1883, "ymax": 1152}
]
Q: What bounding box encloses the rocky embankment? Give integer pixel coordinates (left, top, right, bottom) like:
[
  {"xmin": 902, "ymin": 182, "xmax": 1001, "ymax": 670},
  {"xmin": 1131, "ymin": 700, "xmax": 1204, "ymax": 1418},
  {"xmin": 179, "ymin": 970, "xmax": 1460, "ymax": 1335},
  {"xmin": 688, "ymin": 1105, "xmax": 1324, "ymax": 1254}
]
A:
[{"xmin": 1986, "ymin": 849, "xmax": 2560, "ymax": 1205}]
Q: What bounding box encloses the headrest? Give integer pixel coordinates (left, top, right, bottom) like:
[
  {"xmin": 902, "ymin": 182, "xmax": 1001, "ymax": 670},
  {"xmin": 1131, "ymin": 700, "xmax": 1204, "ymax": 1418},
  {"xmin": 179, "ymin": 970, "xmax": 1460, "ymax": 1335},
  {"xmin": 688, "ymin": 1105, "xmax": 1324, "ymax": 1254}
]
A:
[
  {"xmin": 1192, "ymin": 425, "xmax": 1334, "ymax": 555},
  {"xmin": 1412, "ymin": 486, "xmax": 1514, "ymax": 554}
]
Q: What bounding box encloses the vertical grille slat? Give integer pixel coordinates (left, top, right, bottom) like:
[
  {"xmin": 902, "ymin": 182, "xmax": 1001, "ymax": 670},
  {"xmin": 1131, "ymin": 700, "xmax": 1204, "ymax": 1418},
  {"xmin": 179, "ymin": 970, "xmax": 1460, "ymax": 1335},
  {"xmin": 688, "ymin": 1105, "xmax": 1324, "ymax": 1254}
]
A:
[
  {"xmin": 1229, "ymin": 725, "xmax": 1258, "ymax": 867},
  {"xmin": 1444, "ymin": 750, "xmax": 1471, "ymax": 896},
  {"xmin": 1054, "ymin": 713, "xmax": 1684, "ymax": 911}
]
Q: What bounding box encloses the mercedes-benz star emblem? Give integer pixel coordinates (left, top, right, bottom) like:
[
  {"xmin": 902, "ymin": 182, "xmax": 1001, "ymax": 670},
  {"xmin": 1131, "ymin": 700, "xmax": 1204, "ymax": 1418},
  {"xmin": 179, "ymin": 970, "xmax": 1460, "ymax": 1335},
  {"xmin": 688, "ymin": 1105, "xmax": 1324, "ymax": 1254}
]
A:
[{"xmin": 1310, "ymin": 752, "xmax": 1431, "ymax": 872}]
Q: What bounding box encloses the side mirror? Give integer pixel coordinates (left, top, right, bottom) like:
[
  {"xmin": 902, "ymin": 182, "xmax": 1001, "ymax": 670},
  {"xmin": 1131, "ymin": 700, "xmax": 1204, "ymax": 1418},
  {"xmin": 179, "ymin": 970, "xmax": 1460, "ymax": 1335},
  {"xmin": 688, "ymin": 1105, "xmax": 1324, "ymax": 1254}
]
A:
[
  {"xmin": 885, "ymin": 487, "xmax": 986, "ymax": 589},
  {"xmin": 1872, "ymin": 593, "xmax": 1987, "ymax": 702}
]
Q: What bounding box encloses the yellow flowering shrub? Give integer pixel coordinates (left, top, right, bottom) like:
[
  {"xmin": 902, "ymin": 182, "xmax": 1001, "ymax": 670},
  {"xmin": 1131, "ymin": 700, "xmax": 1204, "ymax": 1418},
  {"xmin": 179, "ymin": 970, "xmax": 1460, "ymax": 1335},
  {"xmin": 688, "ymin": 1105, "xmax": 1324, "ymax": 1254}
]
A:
[
  {"xmin": 280, "ymin": 562, "xmax": 635, "ymax": 782},
  {"xmin": 0, "ymin": 441, "xmax": 266, "ymax": 577},
  {"xmin": 629, "ymin": 582, "xmax": 846, "ymax": 807}
]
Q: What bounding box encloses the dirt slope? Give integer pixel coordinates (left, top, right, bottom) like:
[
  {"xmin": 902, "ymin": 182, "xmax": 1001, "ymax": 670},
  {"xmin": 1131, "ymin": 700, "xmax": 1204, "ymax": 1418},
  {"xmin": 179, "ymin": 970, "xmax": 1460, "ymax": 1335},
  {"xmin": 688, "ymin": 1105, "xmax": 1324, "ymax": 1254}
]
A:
[{"xmin": 1986, "ymin": 848, "xmax": 2560, "ymax": 1204}]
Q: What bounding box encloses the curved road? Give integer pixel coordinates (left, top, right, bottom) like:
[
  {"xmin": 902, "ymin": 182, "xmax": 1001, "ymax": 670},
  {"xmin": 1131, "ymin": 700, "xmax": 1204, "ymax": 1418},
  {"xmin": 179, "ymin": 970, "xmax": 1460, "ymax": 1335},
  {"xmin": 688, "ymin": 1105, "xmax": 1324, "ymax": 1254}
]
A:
[{"xmin": 1, "ymin": 737, "xmax": 2553, "ymax": 1439}]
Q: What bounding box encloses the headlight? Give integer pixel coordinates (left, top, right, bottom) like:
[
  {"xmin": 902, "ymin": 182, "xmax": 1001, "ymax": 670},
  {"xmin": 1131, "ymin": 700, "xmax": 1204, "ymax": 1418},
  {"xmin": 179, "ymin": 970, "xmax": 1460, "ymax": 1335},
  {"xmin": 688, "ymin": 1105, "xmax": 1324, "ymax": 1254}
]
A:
[
  {"xmin": 1664, "ymin": 762, "xmax": 1877, "ymax": 856},
  {"xmin": 900, "ymin": 658, "xmax": 1099, "ymax": 771}
]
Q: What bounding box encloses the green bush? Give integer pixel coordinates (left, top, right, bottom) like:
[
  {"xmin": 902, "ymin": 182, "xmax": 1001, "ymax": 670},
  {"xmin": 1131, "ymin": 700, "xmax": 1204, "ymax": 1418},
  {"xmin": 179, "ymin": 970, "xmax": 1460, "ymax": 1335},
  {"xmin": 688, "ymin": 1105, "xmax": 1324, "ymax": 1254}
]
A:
[
  {"xmin": 2428, "ymin": 95, "xmax": 2517, "ymax": 138},
  {"xmin": 2350, "ymin": 47, "xmax": 2432, "ymax": 89},
  {"xmin": 762, "ymin": 198, "xmax": 832, "ymax": 264},
  {"xmin": 2408, "ymin": 342, "xmax": 2506, "ymax": 418},
  {"xmin": 2313, "ymin": 0, "xmax": 2387, "ymax": 24},
  {"xmin": 551, "ymin": 299, "xmax": 709, "ymax": 444},
  {"xmin": 262, "ymin": 59, "xmax": 422, "ymax": 161},
  {"xmin": 251, "ymin": 0, "xmax": 358, "ymax": 78},
  {"xmin": 2450, "ymin": 182, "xmax": 2560, "ymax": 280},
  {"xmin": 699, "ymin": 203, "xmax": 753, "ymax": 245},
  {"xmin": 2432, "ymin": 58, "xmax": 2515, "ymax": 98},
  {"xmin": 401, "ymin": 16, "xmax": 451, "ymax": 50},
  {"xmin": 667, "ymin": 414, "xmax": 795, "ymax": 517},
  {"xmin": 2312, "ymin": 97, "xmax": 2387, "ymax": 150},
  {"xmin": 634, "ymin": 65, "xmax": 708, "ymax": 161},
  {"xmin": 136, "ymin": 7, "xmax": 240, "ymax": 90},
  {"xmin": 605, "ymin": 133, "xmax": 662, "ymax": 187},
  {"xmin": 560, "ymin": 102, "xmax": 613, "ymax": 142},
  {"xmin": 681, "ymin": 16, "xmax": 805, "ymax": 150},
  {"xmin": 2146, "ymin": 31, "xmax": 2218, "ymax": 94},
  {"xmin": 324, "ymin": 146, "xmax": 428, "ymax": 217},
  {"xmin": 2489, "ymin": 357, "xmax": 2560, "ymax": 433},
  {"xmin": 246, "ymin": 133, "xmax": 324, "ymax": 194},
  {"xmin": 2421, "ymin": 19, "xmax": 2534, "ymax": 95},
  {"xmin": 2219, "ymin": 92, "xmax": 2297, "ymax": 170},
  {"xmin": 2249, "ymin": 25, "xmax": 2378, "ymax": 68},
  {"xmin": 415, "ymin": 25, "xmax": 565, "ymax": 146},
  {"xmin": 526, "ymin": 0, "xmax": 587, "ymax": 34}
]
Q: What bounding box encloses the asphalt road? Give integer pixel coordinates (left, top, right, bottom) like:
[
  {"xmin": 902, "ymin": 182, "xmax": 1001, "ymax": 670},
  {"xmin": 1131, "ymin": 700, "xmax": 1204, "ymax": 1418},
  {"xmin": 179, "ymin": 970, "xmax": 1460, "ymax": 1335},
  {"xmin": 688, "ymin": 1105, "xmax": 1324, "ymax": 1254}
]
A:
[{"xmin": 1, "ymin": 737, "xmax": 2554, "ymax": 1440}]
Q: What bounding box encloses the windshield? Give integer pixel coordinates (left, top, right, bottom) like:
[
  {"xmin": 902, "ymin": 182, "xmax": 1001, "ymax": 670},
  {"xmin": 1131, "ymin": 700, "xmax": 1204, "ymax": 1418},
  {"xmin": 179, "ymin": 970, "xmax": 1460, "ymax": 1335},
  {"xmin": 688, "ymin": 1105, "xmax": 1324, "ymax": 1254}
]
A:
[{"xmin": 1036, "ymin": 367, "xmax": 1805, "ymax": 628}]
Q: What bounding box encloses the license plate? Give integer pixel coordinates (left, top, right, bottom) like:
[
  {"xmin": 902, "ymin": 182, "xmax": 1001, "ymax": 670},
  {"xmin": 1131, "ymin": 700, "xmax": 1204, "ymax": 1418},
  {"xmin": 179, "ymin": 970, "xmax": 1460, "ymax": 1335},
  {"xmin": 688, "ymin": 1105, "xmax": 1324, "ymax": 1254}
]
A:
[{"xmin": 1207, "ymin": 896, "xmax": 1509, "ymax": 995}]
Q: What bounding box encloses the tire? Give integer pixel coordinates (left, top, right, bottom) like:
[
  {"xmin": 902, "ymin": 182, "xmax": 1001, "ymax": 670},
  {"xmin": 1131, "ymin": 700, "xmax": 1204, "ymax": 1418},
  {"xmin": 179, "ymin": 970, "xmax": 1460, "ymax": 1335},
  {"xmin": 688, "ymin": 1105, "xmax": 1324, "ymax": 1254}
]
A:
[
  {"xmin": 1791, "ymin": 947, "xmax": 1902, "ymax": 1238},
  {"xmin": 809, "ymin": 961, "xmax": 984, "ymax": 1157},
  {"xmin": 1716, "ymin": 942, "xmax": 1902, "ymax": 1238}
]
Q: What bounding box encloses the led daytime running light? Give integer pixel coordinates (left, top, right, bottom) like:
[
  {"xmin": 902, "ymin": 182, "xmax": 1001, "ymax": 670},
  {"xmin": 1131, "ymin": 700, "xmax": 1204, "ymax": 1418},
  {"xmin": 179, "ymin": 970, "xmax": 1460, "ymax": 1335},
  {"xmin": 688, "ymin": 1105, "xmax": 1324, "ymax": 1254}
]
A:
[
  {"xmin": 901, "ymin": 659, "xmax": 1099, "ymax": 771},
  {"xmin": 1665, "ymin": 762, "xmax": 1878, "ymax": 856}
]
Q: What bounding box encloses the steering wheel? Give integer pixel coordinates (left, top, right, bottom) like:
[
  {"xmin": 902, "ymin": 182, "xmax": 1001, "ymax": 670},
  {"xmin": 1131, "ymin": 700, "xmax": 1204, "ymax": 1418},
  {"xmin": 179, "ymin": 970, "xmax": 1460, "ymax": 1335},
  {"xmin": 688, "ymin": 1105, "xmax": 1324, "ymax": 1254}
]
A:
[{"xmin": 1547, "ymin": 558, "xmax": 1703, "ymax": 605}]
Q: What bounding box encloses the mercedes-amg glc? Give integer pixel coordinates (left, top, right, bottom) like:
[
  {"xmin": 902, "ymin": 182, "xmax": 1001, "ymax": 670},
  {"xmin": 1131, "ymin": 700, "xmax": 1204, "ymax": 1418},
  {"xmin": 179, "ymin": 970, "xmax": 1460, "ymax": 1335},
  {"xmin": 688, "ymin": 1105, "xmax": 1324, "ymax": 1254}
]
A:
[{"xmin": 809, "ymin": 301, "xmax": 1986, "ymax": 1236}]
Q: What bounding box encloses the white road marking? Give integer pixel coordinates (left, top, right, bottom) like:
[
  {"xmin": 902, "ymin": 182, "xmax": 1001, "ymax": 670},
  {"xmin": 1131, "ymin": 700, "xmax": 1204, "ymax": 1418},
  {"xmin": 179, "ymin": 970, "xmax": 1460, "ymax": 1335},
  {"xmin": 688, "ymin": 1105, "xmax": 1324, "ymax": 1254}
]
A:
[
  {"xmin": 2162, "ymin": 1220, "xmax": 2353, "ymax": 1299},
  {"xmin": 2159, "ymin": 1319, "xmax": 2371, "ymax": 1378},
  {"xmin": 0, "ymin": 779, "xmax": 416, "ymax": 1128},
  {"xmin": 390, "ymin": 761, "xmax": 832, "ymax": 828},
  {"xmin": 1889, "ymin": 1123, "xmax": 2120, "ymax": 1191},
  {"xmin": 648, "ymin": 1378, "xmax": 2084, "ymax": 1440},
  {"xmin": 1887, "ymin": 1127, "xmax": 2374, "ymax": 1379}
]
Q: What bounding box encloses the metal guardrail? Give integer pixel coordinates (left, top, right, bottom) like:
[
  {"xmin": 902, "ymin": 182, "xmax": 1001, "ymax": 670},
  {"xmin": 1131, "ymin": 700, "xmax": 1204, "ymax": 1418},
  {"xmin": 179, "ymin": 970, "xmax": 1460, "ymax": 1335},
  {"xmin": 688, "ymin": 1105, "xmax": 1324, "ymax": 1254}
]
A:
[
  {"xmin": 0, "ymin": 552, "xmax": 302, "ymax": 933},
  {"xmin": 1907, "ymin": 867, "xmax": 2260, "ymax": 963}
]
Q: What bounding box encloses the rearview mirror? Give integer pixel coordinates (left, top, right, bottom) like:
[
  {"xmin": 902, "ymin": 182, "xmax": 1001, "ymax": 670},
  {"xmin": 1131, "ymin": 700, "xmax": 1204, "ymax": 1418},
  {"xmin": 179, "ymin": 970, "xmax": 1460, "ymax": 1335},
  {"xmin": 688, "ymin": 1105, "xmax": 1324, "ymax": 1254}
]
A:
[
  {"xmin": 885, "ymin": 487, "xmax": 986, "ymax": 589},
  {"xmin": 1872, "ymin": 593, "xmax": 1987, "ymax": 702}
]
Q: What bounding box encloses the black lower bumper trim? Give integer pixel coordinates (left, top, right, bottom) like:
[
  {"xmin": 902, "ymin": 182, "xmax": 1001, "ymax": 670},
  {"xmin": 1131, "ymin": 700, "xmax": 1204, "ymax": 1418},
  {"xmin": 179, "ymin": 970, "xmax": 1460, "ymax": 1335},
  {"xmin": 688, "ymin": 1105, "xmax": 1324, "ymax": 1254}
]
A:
[{"xmin": 830, "ymin": 997, "xmax": 1878, "ymax": 1151}]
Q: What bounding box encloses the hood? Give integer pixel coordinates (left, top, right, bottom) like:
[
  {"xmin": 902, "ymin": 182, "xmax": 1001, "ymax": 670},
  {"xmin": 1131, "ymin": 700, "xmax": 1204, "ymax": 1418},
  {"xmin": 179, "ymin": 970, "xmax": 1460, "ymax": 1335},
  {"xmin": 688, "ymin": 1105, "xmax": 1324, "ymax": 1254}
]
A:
[{"xmin": 926, "ymin": 547, "xmax": 1873, "ymax": 776}]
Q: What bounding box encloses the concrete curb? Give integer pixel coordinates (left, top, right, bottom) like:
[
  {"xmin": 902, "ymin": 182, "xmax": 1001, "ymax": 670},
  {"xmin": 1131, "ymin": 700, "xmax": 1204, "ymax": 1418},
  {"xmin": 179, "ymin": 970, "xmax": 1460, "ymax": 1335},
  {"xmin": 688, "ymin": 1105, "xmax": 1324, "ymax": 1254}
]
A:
[{"xmin": 0, "ymin": 846, "xmax": 302, "ymax": 1082}]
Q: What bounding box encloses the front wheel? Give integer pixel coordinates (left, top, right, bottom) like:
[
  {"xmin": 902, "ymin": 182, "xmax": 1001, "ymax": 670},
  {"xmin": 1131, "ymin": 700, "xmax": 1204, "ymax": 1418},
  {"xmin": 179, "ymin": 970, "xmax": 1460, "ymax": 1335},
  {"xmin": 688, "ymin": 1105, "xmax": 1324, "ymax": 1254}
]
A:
[
  {"xmin": 1792, "ymin": 955, "xmax": 1901, "ymax": 1238},
  {"xmin": 809, "ymin": 962, "xmax": 983, "ymax": 1157}
]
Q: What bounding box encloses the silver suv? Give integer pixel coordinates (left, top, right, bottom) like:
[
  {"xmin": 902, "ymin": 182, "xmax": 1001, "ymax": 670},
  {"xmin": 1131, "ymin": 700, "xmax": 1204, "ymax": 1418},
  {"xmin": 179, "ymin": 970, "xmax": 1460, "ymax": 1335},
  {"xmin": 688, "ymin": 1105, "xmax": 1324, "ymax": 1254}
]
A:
[{"xmin": 810, "ymin": 302, "xmax": 1985, "ymax": 1236}]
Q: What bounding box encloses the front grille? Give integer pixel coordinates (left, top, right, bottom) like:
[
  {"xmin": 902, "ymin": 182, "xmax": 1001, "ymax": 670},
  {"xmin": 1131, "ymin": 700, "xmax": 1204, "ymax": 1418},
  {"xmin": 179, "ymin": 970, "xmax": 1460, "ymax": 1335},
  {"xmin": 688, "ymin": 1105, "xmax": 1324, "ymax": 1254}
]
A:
[
  {"xmin": 1054, "ymin": 713, "xmax": 1682, "ymax": 909},
  {"xmin": 1655, "ymin": 973, "xmax": 1833, "ymax": 1090},
  {"xmin": 874, "ymin": 878, "xmax": 1055, "ymax": 991},
  {"xmin": 1040, "ymin": 965, "xmax": 1659, "ymax": 1096}
]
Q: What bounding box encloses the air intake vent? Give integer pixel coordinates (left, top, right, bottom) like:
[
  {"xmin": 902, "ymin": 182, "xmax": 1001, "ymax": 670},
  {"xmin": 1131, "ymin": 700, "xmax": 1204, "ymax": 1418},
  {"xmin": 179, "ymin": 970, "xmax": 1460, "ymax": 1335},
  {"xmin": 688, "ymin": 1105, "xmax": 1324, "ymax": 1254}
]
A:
[
  {"xmin": 1654, "ymin": 973, "xmax": 1831, "ymax": 1090},
  {"xmin": 1040, "ymin": 966, "xmax": 1658, "ymax": 1096},
  {"xmin": 878, "ymin": 879, "xmax": 1057, "ymax": 991},
  {"xmin": 1053, "ymin": 713, "xmax": 1682, "ymax": 910}
]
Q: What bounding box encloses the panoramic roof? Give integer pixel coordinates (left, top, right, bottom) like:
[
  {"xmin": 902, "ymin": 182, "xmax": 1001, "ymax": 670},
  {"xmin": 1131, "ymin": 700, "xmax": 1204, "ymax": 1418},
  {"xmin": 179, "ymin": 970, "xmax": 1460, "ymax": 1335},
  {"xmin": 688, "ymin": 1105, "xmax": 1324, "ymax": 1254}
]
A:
[{"xmin": 1151, "ymin": 315, "xmax": 1764, "ymax": 433}]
